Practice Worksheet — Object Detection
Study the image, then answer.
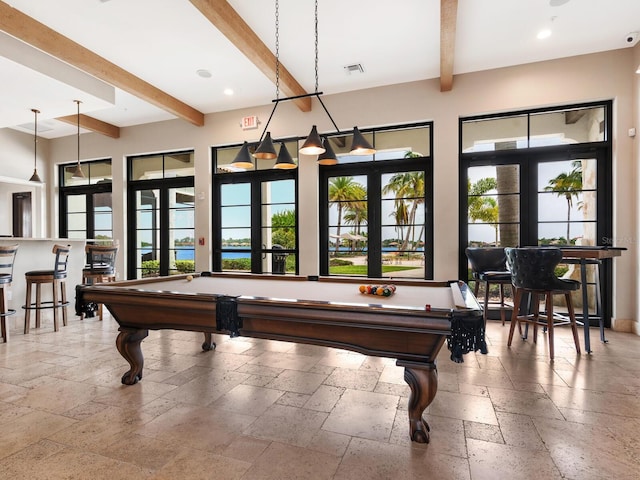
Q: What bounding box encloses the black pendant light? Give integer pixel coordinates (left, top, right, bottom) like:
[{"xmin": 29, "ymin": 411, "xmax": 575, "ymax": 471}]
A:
[
  {"xmin": 350, "ymin": 126, "xmax": 375, "ymax": 155},
  {"xmin": 237, "ymin": 0, "xmax": 375, "ymax": 164},
  {"xmin": 28, "ymin": 108, "xmax": 42, "ymax": 183},
  {"xmin": 299, "ymin": 125, "xmax": 325, "ymax": 155},
  {"xmin": 71, "ymin": 100, "xmax": 85, "ymax": 179},
  {"xmin": 253, "ymin": 132, "xmax": 277, "ymax": 159},
  {"xmin": 230, "ymin": 141, "xmax": 255, "ymax": 169},
  {"xmin": 273, "ymin": 142, "xmax": 297, "ymax": 169},
  {"xmin": 317, "ymin": 137, "xmax": 338, "ymax": 165}
]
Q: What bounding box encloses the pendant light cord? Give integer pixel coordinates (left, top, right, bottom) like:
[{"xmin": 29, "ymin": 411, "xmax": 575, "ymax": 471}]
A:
[
  {"xmin": 76, "ymin": 100, "xmax": 80, "ymax": 165},
  {"xmin": 314, "ymin": 0, "xmax": 319, "ymax": 94},
  {"xmin": 275, "ymin": 0, "xmax": 280, "ymax": 100}
]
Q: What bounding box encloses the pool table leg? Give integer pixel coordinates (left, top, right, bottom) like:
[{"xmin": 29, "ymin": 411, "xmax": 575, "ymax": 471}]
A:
[
  {"xmin": 116, "ymin": 327, "xmax": 148, "ymax": 385},
  {"xmin": 398, "ymin": 361, "xmax": 437, "ymax": 443},
  {"xmin": 202, "ymin": 332, "xmax": 216, "ymax": 351}
]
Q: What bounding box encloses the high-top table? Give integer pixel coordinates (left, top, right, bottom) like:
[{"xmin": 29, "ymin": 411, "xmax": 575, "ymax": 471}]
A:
[{"xmin": 559, "ymin": 246, "xmax": 625, "ymax": 353}]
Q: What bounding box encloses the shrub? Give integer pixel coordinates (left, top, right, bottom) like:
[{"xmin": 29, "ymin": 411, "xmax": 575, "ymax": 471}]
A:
[
  {"xmin": 141, "ymin": 260, "xmax": 159, "ymax": 276},
  {"xmin": 329, "ymin": 258, "xmax": 353, "ymax": 267},
  {"xmin": 223, "ymin": 258, "xmax": 252, "ymax": 271},
  {"xmin": 175, "ymin": 260, "xmax": 195, "ymax": 273}
]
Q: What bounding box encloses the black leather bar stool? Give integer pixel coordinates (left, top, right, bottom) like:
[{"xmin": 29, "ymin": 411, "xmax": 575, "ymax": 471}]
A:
[
  {"xmin": 81, "ymin": 244, "xmax": 118, "ymax": 320},
  {"xmin": 0, "ymin": 244, "xmax": 19, "ymax": 342},
  {"xmin": 23, "ymin": 244, "xmax": 71, "ymax": 333},
  {"xmin": 465, "ymin": 247, "xmax": 513, "ymax": 325},
  {"xmin": 505, "ymin": 247, "xmax": 581, "ymax": 360}
]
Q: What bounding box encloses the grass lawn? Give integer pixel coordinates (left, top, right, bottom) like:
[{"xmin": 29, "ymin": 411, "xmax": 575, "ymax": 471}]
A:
[{"xmin": 329, "ymin": 265, "xmax": 420, "ymax": 275}]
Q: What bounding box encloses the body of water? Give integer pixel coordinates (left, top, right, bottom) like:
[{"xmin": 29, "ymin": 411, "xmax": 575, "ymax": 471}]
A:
[{"xmin": 155, "ymin": 245, "xmax": 424, "ymax": 261}]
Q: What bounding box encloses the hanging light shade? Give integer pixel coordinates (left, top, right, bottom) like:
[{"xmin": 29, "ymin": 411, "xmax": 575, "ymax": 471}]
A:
[
  {"xmin": 230, "ymin": 142, "xmax": 255, "ymax": 169},
  {"xmin": 253, "ymin": 132, "xmax": 277, "ymax": 159},
  {"xmin": 299, "ymin": 125, "xmax": 325, "ymax": 155},
  {"xmin": 29, "ymin": 108, "xmax": 42, "ymax": 183},
  {"xmin": 71, "ymin": 100, "xmax": 86, "ymax": 179},
  {"xmin": 273, "ymin": 143, "xmax": 297, "ymax": 169},
  {"xmin": 350, "ymin": 127, "xmax": 376, "ymax": 155},
  {"xmin": 317, "ymin": 137, "xmax": 338, "ymax": 165}
]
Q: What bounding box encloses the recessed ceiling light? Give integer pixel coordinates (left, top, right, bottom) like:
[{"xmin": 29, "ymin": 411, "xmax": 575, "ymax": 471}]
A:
[
  {"xmin": 223, "ymin": 88, "xmax": 234, "ymax": 96},
  {"xmin": 549, "ymin": 0, "xmax": 570, "ymax": 6},
  {"xmin": 196, "ymin": 69, "xmax": 212, "ymax": 78},
  {"xmin": 537, "ymin": 29, "xmax": 552, "ymax": 40}
]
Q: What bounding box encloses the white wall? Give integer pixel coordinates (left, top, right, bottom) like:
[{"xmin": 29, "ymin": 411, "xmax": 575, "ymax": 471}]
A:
[{"xmin": 1, "ymin": 47, "xmax": 637, "ymax": 333}]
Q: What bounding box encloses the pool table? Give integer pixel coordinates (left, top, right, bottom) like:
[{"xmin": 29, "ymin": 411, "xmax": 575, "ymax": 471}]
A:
[{"xmin": 79, "ymin": 273, "xmax": 485, "ymax": 443}]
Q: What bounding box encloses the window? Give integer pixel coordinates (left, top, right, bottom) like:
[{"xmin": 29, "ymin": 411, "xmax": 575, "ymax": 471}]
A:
[
  {"xmin": 127, "ymin": 151, "xmax": 195, "ymax": 278},
  {"xmin": 213, "ymin": 141, "xmax": 298, "ymax": 274},
  {"xmin": 59, "ymin": 160, "xmax": 113, "ymax": 240},
  {"xmin": 459, "ymin": 101, "xmax": 613, "ymax": 323},
  {"xmin": 319, "ymin": 123, "xmax": 433, "ymax": 279}
]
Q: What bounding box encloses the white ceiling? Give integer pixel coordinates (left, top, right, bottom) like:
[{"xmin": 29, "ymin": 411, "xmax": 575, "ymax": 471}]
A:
[{"xmin": 2, "ymin": 0, "xmax": 639, "ymax": 139}]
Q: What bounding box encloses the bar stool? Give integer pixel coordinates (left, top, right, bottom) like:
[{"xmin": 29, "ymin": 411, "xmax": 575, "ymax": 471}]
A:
[
  {"xmin": 23, "ymin": 244, "xmax": 71, "ymax": 333},
  {"xmin": 505, "ymin": 247, "xmax": 581, "ymax": 360},
  {"xmin": 465, "ymin": 247, "xmax": 513, "ymax": 325},
  {"xmin": 81, "ymin": 244, "xmax": 118, "ymax": 320},
  {"xmin": 0, "ymin": 245, "xmax": 19, "ymax": 342}
]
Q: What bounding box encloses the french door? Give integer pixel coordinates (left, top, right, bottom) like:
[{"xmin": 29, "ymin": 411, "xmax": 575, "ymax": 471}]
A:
[
  {"xmin": 127, "ymin": 179, "xmax": 195, "ymax": 278},
  {"xmin": 213, "ymin": 170, "xmax": 297, "ymax": 274}
]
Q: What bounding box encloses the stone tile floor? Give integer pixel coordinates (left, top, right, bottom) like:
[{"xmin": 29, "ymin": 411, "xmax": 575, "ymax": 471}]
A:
[{"xmin": 1, "ymin": 310, "xmax": 639, "ymax": 479}]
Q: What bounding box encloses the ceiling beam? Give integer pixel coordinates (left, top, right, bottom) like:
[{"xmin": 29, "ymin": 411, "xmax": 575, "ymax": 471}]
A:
[
  {"xmin": 56, "ymin": 114, "xmax": 121, "ymax": 139},
  {"xmin": 440, "ymin": 0, "xmax": 458, "ymax": 92},
  {"xmin": 189, "ymin": 0, "xmax": 311, "ymax": 113},
  {"xmin": 0, "ymin": 2, "xmax": 204, "ymax": 127}
]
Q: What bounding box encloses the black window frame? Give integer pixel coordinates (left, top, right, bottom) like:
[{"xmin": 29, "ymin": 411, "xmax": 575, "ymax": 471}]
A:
[
  {"xmin": 319, "ymin": 122, "xmax": 434, "ymax": 279},
  {"xmin": 212, "ymin": 144, "xmax": 299, "ymax": 275},
  {"xmin": 58, "ymin": 159, "xmax": 113, "ymax": 240},
  {"xmin": 126, "ymin": 151, "xmax": 195, "ymax": 279},
  {"xmin": 458, "ymin": 100, "xmax": 614, "ymax": 323}
]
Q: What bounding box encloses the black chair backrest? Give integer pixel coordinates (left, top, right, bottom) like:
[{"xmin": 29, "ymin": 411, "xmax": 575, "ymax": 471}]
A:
[
  {"xmin": 0, "ymin": 244, "xmax": 18, "ymax": 283},
  {"xmin": 505, "ymin": 247, "xmax": 566, "ymax": 291},
  {"xmin": 465, "ymin": 247, "xmax": 508, "ymax": 274},
  {"xmin": 85, "ymin": 245, "xmax": 118, "ymax": 273},
  {"xmin": 52, "ymin": 244, "xmax": 71, "ymax": 279}
]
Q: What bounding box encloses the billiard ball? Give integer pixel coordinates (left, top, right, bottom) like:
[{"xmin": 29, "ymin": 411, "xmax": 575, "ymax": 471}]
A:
[{"xmin": 186, "ymin": 275, "xmax": 194, "ymax": 282}]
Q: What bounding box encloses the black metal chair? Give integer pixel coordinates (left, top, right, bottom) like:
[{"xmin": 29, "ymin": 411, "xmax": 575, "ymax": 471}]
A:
[
  {"xmin": 505, "ymin": 247, "xmax": 581, "ymax": 360},
  {"xmin": 0, "ymin": 244, "xmax": 19, "ymax": 342},
  {"xmin": 465, "ymin": 247, "xmax": 512, "ymax": 325}
]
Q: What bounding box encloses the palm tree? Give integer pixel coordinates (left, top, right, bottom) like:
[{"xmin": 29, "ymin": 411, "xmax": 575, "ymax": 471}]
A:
[
  {"xmin": 544, "ymin": 161, "xmax": 582, "ymax": 243},
  {"xmin": 468, "ymin": 177, "xmax": 499, "ymax": 244},
  {"xmin": 328, "ymin": 177, "xmax": 366, "ymax": 252},
  {"xmin": 382, "ymin": 171, "xmax": 425, "ymax": 250},
  {"xmin": 343, "ymin": 192, "xmax": 368, "ymax": 251}
]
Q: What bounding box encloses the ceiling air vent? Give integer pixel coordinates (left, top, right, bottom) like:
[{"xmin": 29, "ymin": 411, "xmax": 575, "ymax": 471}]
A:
[{"xmin": 344, "ymin": 64, "xmax": 364, "ymax": 75}]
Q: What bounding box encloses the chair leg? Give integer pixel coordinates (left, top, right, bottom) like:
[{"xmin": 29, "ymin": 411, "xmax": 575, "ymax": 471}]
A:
[
  {"xmin": 52, "ymin": 280, "xmax": 59, "ymax": 332},
  {"xmin": 499, "ymin": 284, "xmax": 506, "ymax": 325},
  {"xmin": 533, "ymin": 294, "xmax": 542, "ymax": 344},
  {"xmin": 0, "ymin": 287, "xmax": 7, "ymax": 342},
  {"xmin": 507, "ymin": 288, "xmax": 522, "ymax": 347},
  {"xmin": 24, "ymin": 280, "xmax": 32, "ymax": 334},
  {"xmin": 35, "ymin": 283, "xmax": 42, "ymax": 329},
  {"xmin": 483, "ymin": 281, "xmax": 490, "ymax": 324},
  {"xmin": 565, "ymin": 292, "xmax": 581, "ymax": 354},
  {"xmin": 61, "ymin": 280, "xmax": 68, "ymax": 327},
  {"xmin": 546, "ymin": 293, "xmax": 555, "ymax": 360}
]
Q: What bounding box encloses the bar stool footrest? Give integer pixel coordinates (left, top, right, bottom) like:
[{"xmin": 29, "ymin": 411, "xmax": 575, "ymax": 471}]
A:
[
  {"xmin": 23, "ymin": 300, "xmax": 70, "ymax": 310},
  {"xmin": 0, "ymin": 308, "xmax": 16, "ymax": 317}
]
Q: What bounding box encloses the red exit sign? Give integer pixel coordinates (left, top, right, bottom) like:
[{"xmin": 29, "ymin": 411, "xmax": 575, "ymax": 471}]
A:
[{"xmin": 241, "ymin": 115, "xmax": 258, "ymax": 130}]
